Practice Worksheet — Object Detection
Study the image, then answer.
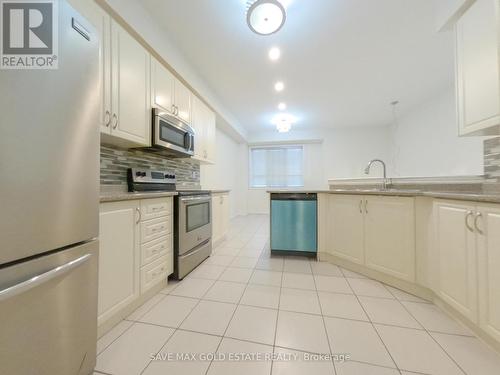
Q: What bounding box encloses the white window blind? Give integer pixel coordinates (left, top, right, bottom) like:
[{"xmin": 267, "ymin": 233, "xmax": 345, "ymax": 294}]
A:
[{"xmin": 249, "ymin": 145, "xmax": 304, "ymax": 188}]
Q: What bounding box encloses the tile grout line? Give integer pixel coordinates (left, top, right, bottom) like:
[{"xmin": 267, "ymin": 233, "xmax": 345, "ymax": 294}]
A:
[
  {"xmin": 270, "ymin": 254, "xmax": 285, "ymax": 375},
  {"xmin": 310, "ymin": 258, "xmax": 339, "ymax": 375},
  {"xmin": 97, "ymin": 288, "xmax": 172, "ymax": 358},
  {"xmin": 204, "ymin": 228, "xmax": 268, "ymax": 375},
  {"xmin": 344, "ymin": 277, "xmax": 403, "ymax": 375},
  {"xmin": 139, "ymin": 237, "xmax": 247, "ymax": 375},
  {"xmin": 386, "ymin": 287, "xmax": 469, "ymax": 375}
]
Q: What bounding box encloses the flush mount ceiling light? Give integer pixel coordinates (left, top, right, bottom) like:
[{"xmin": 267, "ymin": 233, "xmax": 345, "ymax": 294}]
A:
[
  {"xmin": 276, "ymin": 121, "xmax": 291, "ymax": 132},
  {"xmin": 247, "ymin": 0, "xmax": 286, "ymax": 36},
  {"xmin": 274, "ymin": 81, "xmax": 284, "ymax": 92},
  {"xmin": 272, "ymin": 113, "xmax": 295, "ymax": 132}
]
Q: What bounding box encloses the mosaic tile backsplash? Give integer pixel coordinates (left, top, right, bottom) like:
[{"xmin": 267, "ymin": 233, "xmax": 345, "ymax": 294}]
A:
[
  {"xmin": 100, "ymin": 144, "xmax": 200, "ymax": 189},
  {"xmin": 485, "ymin": 137, "xmax": 500, "ymax": 182}
]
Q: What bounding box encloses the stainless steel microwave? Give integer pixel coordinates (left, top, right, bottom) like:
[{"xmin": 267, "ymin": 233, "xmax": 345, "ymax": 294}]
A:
[{"xmin": 149, "ymin": 108, "xmax": 195, "ymax": 157}]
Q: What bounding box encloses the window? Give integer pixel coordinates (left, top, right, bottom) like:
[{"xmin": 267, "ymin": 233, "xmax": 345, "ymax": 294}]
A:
[{"xmin": 249, "ymin": 145, "xmax": 304, "ymax": 188}]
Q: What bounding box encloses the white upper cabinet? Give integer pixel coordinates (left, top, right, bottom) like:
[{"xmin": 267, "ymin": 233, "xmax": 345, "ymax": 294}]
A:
[
  {"xmin": 174, "ymin": 79, "xmax": 192, "ymax": 124},
  {"xmin": 151, "ymin": 57, "xmax": 175, "ymax": 115},
  {"xmin": 364, "ymin": 196, "xmax": 416, "ymax": 282},
  {"xmin": 150, "ymin": 57, "xmax": 192, "ymax": 125},
  {"xmin": 110, "ymin": 20, "xmax": 151, "ymax": 146},
  {"xmin": 456, "ymin": 0, "xmax": 500, "ymax": 136},
  {"xmin": 192, "ymin": 95, "xmax": 216, "ymax": 164},
  {"xmin": 434, "ymin": 201, "xmax": 478, "ymax": 322}
]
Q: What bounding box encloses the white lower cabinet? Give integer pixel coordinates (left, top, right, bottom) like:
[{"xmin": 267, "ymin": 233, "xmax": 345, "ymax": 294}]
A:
[
  {"xmin": 212, "ymin": 193, "xmax": 230, "ymax": 245},
  {"xmin": 98, "ymin": 197, "xmax": 173, "ymax": 329},
  {"xmin": 477, "ymin": 205, "xmax": 500, "ymax": 342},
  {"xmin": 365, "ymin": 196, "xmax": 416, "ymax": 282},
  {"xmin": 98, "ymin": 201, "xmax": 140, "ymax": 326},
  {"xmin": 434, "ymin": 201, "xmax": 478, "ymax": 322},
  {"xmin": 327, "ymin": 195, "xmax": 365, "ymax": 264},
  {"xmin": 327, "ymin": 194, "xmax": 416, "ymax": 282}
]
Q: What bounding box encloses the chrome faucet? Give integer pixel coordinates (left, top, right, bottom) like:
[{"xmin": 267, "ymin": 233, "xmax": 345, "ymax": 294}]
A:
[{"xmin": 365, "ymin": 159, "xmax": 390, "ymax": 190}]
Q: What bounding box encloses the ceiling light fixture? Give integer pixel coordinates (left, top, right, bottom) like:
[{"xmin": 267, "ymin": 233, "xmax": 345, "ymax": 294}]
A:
[
  {"xmin": 278, "ymin": 102, "xmax": 286, "ymax": 110},
  {"xmin": 247, "ymin": 0, "xmax": 286, "ymax": 36},
  {"xmin": 274, "ymin": 81, "xmax": 284, "ymax": 92},
  {"xmin": 268, "ymin": 47, "xmax": 281, "ymax": 61},
  {"xmin": 272, "ymin": 113, "xmax": 295, "ymax": 132},
  {"xmin": 276, "ymin": 121, "xmax": 291, "ymax": 133}
]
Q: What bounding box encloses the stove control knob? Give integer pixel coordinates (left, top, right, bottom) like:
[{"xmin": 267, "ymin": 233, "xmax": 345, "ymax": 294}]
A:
[{"xmin": 135, "ymin": 171, "xmax": 142, "ymax": 177}]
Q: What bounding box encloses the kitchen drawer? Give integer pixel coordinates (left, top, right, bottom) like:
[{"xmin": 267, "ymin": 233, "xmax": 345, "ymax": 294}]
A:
[
  {"xmin": 140, "ymin": 254, "xmax": 171, "ymax": 294},
  {"xmin": 141, "ymin": 234, "xmax": 172, "ymax": 266},
  {"xmin": 140, "ymin": 197, "xmax": 172, "ymax": 221},
  {"xmin": 140, "ymin": 216, "xmax": 171, "ymax": 244}
]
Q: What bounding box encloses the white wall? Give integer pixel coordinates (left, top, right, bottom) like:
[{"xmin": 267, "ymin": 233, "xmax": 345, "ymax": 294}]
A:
[
  {"xmin": 246, "ymin": 126, "xmax": 392, "ymax": 214},
  {"xmin": 389, "ymin": 85, "xmax": 484, "ymax": 177},
  {"xmin": 200, "ymin": 128, "xmax": 247, "ymax": 218}
]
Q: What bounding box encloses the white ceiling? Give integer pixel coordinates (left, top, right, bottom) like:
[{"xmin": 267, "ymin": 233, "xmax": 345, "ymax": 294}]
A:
[{"xmin": 140, "ymin": 0, "xmax": 454, "ymax": 133}]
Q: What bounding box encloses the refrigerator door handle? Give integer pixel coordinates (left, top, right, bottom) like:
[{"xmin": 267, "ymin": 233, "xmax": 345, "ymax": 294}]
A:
[{"xmin": 0, "ymin": 253, "xmax": 92, "ymax": 302}]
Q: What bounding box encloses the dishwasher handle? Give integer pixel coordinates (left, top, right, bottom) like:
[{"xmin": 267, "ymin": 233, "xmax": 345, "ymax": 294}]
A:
[{"xmin": 270, "ymin": 193, "xmax": 317, "ymax": 201}]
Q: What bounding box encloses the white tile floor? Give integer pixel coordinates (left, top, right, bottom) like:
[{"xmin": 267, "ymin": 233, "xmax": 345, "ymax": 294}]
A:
[{"xmin": 94, "ymin": 214, "xmax": 500, "ymax": 375}]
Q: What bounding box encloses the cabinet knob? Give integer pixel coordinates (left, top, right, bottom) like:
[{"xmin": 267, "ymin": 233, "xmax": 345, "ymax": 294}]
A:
[
  {"xmin": 104, "ymin": 110, "xmax": 111, "ymax": 127},
  {"xmin": 112, "ymin": 113, "xmax": 118, "ymax": 129}
]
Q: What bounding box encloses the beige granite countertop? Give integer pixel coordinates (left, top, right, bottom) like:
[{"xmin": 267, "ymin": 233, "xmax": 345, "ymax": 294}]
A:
[
  {"xmin": 100, "ymin": 189, "xmax": 230, "ymax": 202},
  {"xmin": 268, "ymin": 187, "xmax": 500, "ymax": 204},
  {"xmin": 100, "ymin": 191, "xmax": 178, "ymax": 203}
]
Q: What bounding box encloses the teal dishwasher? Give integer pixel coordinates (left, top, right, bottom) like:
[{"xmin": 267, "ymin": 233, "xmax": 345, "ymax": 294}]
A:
[{"xmin": 270, "ymin": 193, "xmax": 317, "ymax": 257}]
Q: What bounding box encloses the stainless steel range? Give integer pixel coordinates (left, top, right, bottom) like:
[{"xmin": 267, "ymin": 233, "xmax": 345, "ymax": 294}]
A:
[
  {"xmin": 174, "ymin": 191, "xmax": 212, "ymax": 279},
  {"xmin": 127, "ymin": 169, "xmax": 212, "ymax": 279}
]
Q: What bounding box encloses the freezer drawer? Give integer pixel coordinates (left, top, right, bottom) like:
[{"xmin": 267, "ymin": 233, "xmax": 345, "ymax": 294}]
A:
[
  {"xmin": 0, "ymin": 241, "xmax": 99, "ymax": 375},
  {"xmin": 270, "ymin": 193, "xmax": 318, "ymax": 255}
]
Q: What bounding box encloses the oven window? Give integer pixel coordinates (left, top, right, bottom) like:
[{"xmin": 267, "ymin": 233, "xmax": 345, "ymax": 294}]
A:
[
  {"xmin": 160, "ymin": 121, "xmax": 186, "ymax": 148},
  {"xmin": 186, "ymin": 202, "xmax": 210, "ymax": 232}
]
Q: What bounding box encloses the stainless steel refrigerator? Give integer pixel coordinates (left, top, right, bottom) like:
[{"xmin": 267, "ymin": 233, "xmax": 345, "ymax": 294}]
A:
[{"xmin": 0, "ymin": 1, "xmax": 100, "ymax": 374}]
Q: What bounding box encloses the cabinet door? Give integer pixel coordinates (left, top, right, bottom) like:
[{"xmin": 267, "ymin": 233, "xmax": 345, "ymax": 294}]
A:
[
  {"xmin": 98, "ymin": 201, "xmax": 140, "ymax": 326},
  {"xmin": 111, "ymin": 21, "xmax": 151, "ymax": 146},
  {"xmin": 434, "ymin": 201, "xmax": 478, "ymax": 322},
  {"xmin": 211, "ymin": 196, "xmax": 222, "ymax": 243},
  {"xmin": 191, "ymin": 95, "xmax": 206, "ymax": 160},
  {"xmin": 364, "ymin": 196, "xmax": 416, "ymax": 282},
  {"xmin": 71, "ymin": 1, "xmax": 111, "ymax": 134},
  {"xmin": 151, "ymin": 57, "xmax": 175, "ymax": 114},
  {"xmin": 456, "ymin": 0, "xmax": 500, "ymax": 135},
  {"xmin": 174, "ymin": 79, "xmax": 191, "ymax": 124},
  {"xmin": 205, "ymin": 108, "xmax": 216, "ymax": 162},
  {"xmin": 477, "ymin": 205, "xmax": 500, "ymax": 341},
  {"xmin": 220, "ymin": 193, "xmax": 230, "ymax": 238},
  {"xmin": 328, "ymin": 195, "xmax": 365, "ymax": 264}
]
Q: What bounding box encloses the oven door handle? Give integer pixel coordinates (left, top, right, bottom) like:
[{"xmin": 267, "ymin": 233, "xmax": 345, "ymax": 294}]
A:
[{"xmin": 181, "ymin": 196, "xmax": 211, "ymax": 204}]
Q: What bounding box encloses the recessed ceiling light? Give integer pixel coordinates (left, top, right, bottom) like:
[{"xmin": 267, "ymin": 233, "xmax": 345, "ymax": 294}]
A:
[
  {"xmin": 247, "ymin": 0, "xmax": 286, "ymax": 36},
  {"xmin": 278, "ymin": 102, "xmax": 286, "ymax": 110},
  {"xmin": 268, "ymin": 47, "xmax": 281, "ymax": 61},
  {"xmin": 274, "ymin": 81, "xmax": 284, "ymax": 92}
]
